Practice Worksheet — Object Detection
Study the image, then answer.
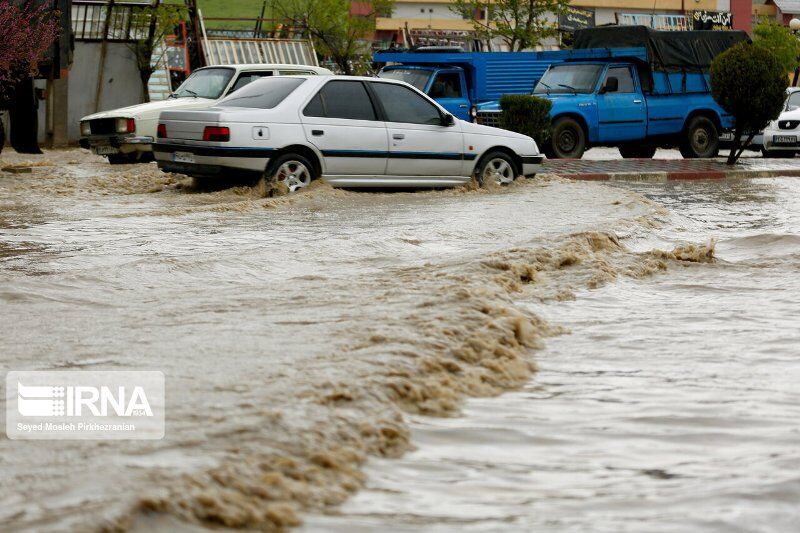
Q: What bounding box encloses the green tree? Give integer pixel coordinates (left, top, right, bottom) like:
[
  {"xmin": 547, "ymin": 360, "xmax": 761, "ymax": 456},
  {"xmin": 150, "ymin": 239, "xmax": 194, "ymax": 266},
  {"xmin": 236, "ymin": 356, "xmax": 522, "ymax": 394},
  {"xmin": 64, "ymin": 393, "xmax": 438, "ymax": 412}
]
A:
[
  {"xmin": 710, "ymin": 42, "xmax": 789, "ymax": 165},
  {"xmin": 128, "ymin": 2, "xmax": 188, "ymax": 102},
  {"xmin": 449, "ymin": 0, "xmax": 569, "ymax": 51},
  {"xmin": 275, "ymin": 0, "xmax": 393, "ymax": 74},
  {"xmin": 752, "ymin": 19, "xmax": 800, "ymax": 74}
]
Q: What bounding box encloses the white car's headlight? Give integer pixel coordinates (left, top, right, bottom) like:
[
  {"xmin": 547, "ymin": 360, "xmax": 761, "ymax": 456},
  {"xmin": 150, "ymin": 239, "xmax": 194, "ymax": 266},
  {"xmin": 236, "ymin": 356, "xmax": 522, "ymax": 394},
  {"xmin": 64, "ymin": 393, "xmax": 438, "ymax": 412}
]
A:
[
  {"xmin": 80, "ymin": 121, "xmax": 91, "ymax": 136},
  {"xmin": 115, "ymin": 118, "xmax": 135, "ymax": 133},
  {"xmin": 768, "ymin": 120, "xmax": 779, "ymax": 130}
]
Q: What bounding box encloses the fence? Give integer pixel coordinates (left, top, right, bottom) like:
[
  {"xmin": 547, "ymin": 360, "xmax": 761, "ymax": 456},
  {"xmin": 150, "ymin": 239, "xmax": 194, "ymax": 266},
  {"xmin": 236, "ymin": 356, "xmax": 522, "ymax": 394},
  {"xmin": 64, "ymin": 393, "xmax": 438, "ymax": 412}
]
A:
[{"xmin": 72, "ymin": 0, "xmax": 154, "ymax": 42}]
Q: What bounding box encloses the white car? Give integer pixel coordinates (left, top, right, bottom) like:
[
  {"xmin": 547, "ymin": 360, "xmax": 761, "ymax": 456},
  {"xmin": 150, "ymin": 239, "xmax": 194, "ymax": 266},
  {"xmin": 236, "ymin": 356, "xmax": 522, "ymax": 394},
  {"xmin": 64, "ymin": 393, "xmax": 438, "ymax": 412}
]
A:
[
  {"xmin": 762, "ymin": 88, "xmax": 800, "ymax": 157},
  {"xmin": 153, "ymin": 75, "xmax": 543, "ymax": 189},
  {"xmin": 79, "ymin": 64, "xmax": 332, "ymax": 164}
]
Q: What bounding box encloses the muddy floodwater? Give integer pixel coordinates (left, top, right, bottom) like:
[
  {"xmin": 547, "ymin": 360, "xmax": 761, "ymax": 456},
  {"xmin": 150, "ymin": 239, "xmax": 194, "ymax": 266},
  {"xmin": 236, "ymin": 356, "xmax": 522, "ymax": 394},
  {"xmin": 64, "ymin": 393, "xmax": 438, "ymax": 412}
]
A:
[{"xmin": 1, "ymin": 149, "xmax": 798, "ymax": 532}]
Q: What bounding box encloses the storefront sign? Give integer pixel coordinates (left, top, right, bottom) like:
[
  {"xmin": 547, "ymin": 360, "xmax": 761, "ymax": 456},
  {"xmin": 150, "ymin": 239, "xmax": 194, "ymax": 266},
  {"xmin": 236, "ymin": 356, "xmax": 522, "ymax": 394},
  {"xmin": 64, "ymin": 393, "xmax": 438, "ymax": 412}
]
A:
[
  {"xmin": 559, "ymin": 7, "xmax": 595, "ymax": 32},
  {"xmin": 692, "ymin": 10, "xmax": 733, "ymax": 31}
]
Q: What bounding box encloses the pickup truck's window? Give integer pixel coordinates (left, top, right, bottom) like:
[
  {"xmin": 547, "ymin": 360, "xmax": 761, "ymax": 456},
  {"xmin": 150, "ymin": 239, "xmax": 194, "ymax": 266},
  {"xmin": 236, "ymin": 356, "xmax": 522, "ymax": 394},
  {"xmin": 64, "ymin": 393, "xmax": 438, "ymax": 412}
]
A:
[
  {"xmin": 217, "ymin": 77, "xmax": 305, "ymax": 108},
  {"xmin": 377, "ymin": 68, "xmax": 432, "ymax": 92},
  {"xmin": 304, "ymin": 81, "xmax": 376, "ymax": 121},
  {"xmin": 429, "ymin": 73, "xmax": 462, "ymax": 98},
  {"xmin": 371, "ymin": 82, "xmax": 442, "ymax": 125},
  {"xmin": 230, "ymin": 72, "xmax": 274, "ymax": 93},
  {"xmin": 786, "ymin": 91, "xmax": 800, "ymax": 111},
  {"xmin": 534, "ymin": 64, "xmax": 603, "ymax": 95},
  {"xmin": 172, "ymin": 67, "xmax": 235, "ymax": 99},
  {"xmin": 604, "ymin": 67, "xmax": 635, "ymax": 93}
]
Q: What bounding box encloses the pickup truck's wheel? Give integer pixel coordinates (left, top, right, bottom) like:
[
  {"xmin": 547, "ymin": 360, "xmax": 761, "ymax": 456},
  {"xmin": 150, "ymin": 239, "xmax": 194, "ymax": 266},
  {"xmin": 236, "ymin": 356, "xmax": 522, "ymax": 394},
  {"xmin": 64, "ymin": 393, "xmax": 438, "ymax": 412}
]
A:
[
  {"xmin": 619, "ymin": 145, "xmax": 657, "ymax": 158},
  {"xmin": 476, "ymin": 151, "xmax": 517, "ymax": 186},
  {"xmin": 265, "ymin": 153, "xmax": 315, "ymax": 193},
  {"xmin": 547, "ymin": 117, "xmax": 586, "ymax": 159},
  {"xmin": 680, "ymin": 116, "xmax": 719, "ymax": 158}
]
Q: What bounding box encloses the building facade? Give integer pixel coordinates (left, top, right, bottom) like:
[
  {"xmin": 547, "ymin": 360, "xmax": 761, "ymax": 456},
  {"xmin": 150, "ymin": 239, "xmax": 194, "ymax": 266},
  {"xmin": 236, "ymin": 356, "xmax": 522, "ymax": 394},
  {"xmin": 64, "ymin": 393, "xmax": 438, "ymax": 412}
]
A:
[{"xmin": 375, "ymin": 1, "xmax": 783, "ymax": 50}]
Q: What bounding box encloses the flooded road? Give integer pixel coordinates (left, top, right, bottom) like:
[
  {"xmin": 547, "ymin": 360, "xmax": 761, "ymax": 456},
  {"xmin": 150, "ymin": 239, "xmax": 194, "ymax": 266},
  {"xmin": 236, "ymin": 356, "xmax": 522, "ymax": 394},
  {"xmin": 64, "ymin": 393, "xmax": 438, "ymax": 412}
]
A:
[
  {"xmin": 1, "ymin": 149, "xmax": 796, "ymax": 532},
  {"xmin": 305, "ymin": 178, "xmax": 800, "ymax": 533}
]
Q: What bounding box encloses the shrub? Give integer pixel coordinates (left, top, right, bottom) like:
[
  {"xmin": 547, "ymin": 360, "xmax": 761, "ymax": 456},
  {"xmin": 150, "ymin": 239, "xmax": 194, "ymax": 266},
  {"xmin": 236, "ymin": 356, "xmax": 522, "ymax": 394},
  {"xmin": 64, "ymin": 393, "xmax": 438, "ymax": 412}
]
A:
[
  {"xmin": 711, "ymin": 41, "xmax": 788, "ymax": 164},
  {"xmin": 498, "ymin": 94, "xmax": 552, "ymax": 146}
]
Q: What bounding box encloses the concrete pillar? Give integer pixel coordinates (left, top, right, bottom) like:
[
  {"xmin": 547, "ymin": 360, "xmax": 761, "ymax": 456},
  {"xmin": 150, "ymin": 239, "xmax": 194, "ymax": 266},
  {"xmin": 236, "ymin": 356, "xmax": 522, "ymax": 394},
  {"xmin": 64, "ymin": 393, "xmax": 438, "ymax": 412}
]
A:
[{"xmin": 49, "ymin": 73, "xmax": 70, "ymax": 147}]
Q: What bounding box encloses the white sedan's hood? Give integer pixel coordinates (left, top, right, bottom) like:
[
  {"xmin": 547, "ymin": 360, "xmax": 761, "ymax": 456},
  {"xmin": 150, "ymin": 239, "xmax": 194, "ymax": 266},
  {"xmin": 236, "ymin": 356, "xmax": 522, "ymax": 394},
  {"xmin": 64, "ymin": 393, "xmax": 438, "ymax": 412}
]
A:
[
  {"xmin": 460, "ymin": 119, "xmax": 531, "ymax": 142},
  {"xmin": 80, "ymin": 97, "xmax": 217, "ymax": 121}
]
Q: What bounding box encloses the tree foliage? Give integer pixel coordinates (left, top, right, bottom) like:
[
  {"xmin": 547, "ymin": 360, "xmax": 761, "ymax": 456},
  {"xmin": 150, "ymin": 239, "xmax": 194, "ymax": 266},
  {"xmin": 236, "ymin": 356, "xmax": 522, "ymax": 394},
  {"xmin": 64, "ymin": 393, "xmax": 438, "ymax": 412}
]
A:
[
  {"xmin": 275, "ymin": 0, "xmax": 393, "ymax": 74},
  {"xmin": 0, "ymin": 2, "xmax": 60, "ymax": 93},
  {"xmin": 711, "ymin": 42, "xmax": 789, "ymax": 165},
  {"xmin": 128, "ymin": 3, "xmax": 188, "ymax": 102},
  {"xmin": 752, "ymin": 19, "xmax": 800, "ymax": 74},
  {"xmin": 498, "ymin": 94, "xmax": 552, "ymax": 145},
  {"xmin": 449, "ymin": 0, "xmax": 569, "ymax": 51}
]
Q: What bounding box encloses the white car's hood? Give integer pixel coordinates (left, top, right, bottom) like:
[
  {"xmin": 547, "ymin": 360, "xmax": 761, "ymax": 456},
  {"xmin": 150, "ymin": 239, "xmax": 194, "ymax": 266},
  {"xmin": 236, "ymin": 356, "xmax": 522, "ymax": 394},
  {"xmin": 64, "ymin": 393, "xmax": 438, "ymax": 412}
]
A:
[
  {"xmin": 460, "ymin": 119, "xmax": 532, "ymax": 141},
  {"xmin": 80, "ymin": 97, "xmax": 217, "ymax": 121},
  {"xmin": 778, "ymin": 107, "xmax": 800, "ymax": 121}
]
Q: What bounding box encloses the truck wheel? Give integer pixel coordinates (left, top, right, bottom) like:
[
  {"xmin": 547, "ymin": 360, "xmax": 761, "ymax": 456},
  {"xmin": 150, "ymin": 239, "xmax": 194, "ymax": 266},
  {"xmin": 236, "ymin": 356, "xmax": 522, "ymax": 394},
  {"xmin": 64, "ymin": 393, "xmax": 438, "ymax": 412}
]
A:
[
  {"xmin": 547, "ymin": 117, "xmax": 586, "ymax": 159},
  {"xmin": 679, "ymin": 116, "xmax": 719, "ymax": 159},
  {"xmin": 619, "ymin": 145, "xmax": 656, "ymax": 158}
]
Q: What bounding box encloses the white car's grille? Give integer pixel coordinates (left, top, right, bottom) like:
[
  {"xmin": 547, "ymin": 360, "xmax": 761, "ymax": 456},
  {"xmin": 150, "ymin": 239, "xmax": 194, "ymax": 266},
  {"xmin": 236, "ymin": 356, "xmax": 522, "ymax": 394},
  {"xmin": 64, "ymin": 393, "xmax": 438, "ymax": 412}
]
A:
[
  {"xmin": 476, "ymin": 111, "xmax": 501, "ymax": 128},
  {"xmin": 779, "ymin": 120, "xmax": 800, "ymax": 130}
]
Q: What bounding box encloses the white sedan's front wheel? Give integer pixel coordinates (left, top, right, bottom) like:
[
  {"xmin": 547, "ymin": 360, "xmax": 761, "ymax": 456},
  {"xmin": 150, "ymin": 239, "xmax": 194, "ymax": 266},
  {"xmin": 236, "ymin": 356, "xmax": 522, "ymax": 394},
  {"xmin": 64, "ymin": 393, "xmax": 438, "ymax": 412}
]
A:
[
  {"xmin": 267, "ymin": 153, "xmax": 315, "ymax": 193},
  {"xmin": 477, "ymin": 152, "xmax": 517, "ymax": 186}
]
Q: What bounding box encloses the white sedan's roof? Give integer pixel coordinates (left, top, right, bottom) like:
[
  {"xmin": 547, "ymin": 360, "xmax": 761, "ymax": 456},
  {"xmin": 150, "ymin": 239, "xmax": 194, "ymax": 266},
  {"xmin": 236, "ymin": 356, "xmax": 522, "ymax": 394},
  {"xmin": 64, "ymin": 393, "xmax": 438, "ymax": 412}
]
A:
[{"xmin": 199, "ymin": 64, "xmax": 332, "ymax": 74}]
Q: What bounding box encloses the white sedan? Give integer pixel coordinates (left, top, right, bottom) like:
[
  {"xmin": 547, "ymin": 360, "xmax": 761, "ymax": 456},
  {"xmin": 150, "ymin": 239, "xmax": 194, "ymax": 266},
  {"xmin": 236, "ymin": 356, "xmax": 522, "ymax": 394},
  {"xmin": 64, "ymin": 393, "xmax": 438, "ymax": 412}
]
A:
[
  {"xmin": 153, "ymin": 75, "xmax": 543, "ymax": 189},
  {"xmin": 79, "ymin": 64, "xmax": 332, "ymax": 164},
  {"xmin": 762, "ymin": 88, "xmax": 800, "ymax": 158}
]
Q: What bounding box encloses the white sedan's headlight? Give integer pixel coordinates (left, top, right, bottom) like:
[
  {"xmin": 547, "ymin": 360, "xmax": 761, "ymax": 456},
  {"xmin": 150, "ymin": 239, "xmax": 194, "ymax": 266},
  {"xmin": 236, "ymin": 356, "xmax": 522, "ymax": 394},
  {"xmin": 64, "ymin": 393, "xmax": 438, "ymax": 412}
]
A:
[{"xmin": 80, "ymin": 121, "xmax": 91, "ymax": 136}]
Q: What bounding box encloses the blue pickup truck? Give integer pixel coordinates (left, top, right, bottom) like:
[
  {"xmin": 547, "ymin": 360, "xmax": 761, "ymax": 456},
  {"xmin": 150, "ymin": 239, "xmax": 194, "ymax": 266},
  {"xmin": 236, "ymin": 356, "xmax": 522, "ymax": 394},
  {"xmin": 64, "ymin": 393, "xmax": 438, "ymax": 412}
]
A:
[
  {"xmin": 373, "ymin": 47, "xmax": 643, "ymax": 122},
  {"xmin": 474, "ymin": 26, "xmax": 748, "ymax": 159}
]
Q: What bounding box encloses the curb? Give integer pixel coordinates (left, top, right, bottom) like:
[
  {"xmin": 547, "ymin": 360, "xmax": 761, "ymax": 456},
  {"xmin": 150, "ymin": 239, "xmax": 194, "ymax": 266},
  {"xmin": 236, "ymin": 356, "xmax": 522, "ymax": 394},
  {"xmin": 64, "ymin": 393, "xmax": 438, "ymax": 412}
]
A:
[{"xmin": 540, "ymin": 168, "xmax": 800, "ymax": 183}]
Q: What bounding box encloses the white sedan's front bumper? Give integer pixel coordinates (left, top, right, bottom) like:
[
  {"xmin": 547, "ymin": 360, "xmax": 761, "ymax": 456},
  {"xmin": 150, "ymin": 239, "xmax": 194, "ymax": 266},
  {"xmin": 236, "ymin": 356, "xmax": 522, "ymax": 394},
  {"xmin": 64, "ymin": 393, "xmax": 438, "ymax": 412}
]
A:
[{"xmin": 763, "ymin": 126, "xmax": 800, "ymax": 152}]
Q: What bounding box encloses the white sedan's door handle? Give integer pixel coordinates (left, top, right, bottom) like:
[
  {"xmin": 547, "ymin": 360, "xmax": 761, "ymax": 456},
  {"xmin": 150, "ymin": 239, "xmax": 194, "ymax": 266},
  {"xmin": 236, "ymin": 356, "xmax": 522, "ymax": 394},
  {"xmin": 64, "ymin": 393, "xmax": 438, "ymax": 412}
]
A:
[{"xmin": 393, "ymin": 133, "xmax": 405, "ymax": 140}]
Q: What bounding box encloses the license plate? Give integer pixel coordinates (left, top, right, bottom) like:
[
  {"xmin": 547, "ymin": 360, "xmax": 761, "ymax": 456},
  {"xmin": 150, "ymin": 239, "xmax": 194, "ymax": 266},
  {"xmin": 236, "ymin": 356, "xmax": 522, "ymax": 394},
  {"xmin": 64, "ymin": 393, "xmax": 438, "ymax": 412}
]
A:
[
  {"xmin": 774, "ymin": 135, "xmax": 797, "ymax": 145},
  {"xmin": 720, "ymin": 132, "xmax": 734, "ymax": 141},
  {"xmin": 172, "ymin": 152, "xmax": 195, "ymax": 163},
  {"xmin": 95, "ymin": 145, "xmax": 119, "ymax": 155}
]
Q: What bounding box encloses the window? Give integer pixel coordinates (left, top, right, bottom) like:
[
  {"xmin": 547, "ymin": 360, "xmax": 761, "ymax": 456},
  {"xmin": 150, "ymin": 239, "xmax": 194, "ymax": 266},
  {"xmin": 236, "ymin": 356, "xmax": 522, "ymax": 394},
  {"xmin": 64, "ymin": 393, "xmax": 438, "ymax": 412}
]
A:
[
  {"xmin": 172, "ymin": 67, "xmax": 235, "ymax": 99},
  {"xmin": 303, "ymin": 81, "xmax": 376, "ymax": 121},
  {"xmin": 534, "ymin": 64, "xmax": 603, "ymax": 95},
  {"xmin": 604, "ymin": 67, "xmax": 635, "ymax": 93},
  {"xmin": 230, "ymin": 71, "xmax": 274, "ymax": 93},
  {"xmin": 786, "ymin": 91, "xmax": 800, "ymax": 111},
  {"xmin": 217, "ymin": 77, "xmax": 305, "ymax": 109},
  {"xmin": 428, "ymin": 73, "xmax": 462, "ymax": 99},
  {"xmin": 377, "ymin": 68, "xmax": 432, "ymax": 91},
  {"xmin": 371, "ymin": 82, "xmax": 442, "ymax": 125}
]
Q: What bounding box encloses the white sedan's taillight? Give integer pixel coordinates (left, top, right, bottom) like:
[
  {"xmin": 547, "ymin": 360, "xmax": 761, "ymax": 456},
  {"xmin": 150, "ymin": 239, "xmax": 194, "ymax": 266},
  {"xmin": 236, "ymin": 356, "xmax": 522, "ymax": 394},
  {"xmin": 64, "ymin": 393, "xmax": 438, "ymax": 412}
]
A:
[
  {"xmin": 80, "ymin": 121, "xmax": 91, "ymax": 136},
  {"xmin": 115, "ymin": 118, "xmax": 135, "ymax": 133}
]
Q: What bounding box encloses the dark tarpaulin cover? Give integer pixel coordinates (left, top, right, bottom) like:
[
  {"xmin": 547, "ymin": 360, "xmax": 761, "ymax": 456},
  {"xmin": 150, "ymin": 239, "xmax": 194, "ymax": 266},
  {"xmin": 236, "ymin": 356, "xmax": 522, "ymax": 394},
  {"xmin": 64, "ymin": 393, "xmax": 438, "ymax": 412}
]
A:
[{"xmin": 573, "ymin": 26, "xmax": 749, "ymax": 72}]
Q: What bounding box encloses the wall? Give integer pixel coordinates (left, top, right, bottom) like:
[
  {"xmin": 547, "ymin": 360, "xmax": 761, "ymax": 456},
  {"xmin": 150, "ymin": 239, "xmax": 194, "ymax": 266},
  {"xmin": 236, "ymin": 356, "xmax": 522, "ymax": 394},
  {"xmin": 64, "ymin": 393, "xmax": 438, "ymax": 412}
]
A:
[{"xmin": 38, "ymin": 42, "xmax": 144, "ymax": 143}]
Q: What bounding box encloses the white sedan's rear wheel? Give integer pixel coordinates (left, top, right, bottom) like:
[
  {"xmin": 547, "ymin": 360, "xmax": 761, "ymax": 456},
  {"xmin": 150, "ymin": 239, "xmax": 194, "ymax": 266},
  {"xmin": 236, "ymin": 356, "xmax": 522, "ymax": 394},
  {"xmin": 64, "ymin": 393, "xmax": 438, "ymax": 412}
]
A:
[
  {"xmin": 267, "ymin": 153, "xmax": 315, "ymax": 193},
  {"xmin": 477, "ymin": 151, "xmax": 517, "ymax": 186}
]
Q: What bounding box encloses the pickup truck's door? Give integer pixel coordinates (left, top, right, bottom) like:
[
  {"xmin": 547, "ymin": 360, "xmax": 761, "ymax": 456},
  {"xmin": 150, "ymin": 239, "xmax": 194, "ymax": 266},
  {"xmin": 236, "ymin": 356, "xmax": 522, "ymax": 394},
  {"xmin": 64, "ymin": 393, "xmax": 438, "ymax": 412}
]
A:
[
  {"xmin": 597, "ymin": 66, "xmax": 646, "ymax": 142},
  {"xmin": 427, "ymin": 71, "xmax": 471, "ymax": 121}
]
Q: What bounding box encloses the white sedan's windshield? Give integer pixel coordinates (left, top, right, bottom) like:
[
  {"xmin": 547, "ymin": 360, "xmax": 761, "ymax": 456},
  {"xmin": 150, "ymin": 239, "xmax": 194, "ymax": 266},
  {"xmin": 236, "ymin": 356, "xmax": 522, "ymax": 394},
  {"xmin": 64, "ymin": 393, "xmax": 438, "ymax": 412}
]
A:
[
  {"xmin": 378, "ymin": 68, "xmax": 432, "ymax": 91},
  {"xmin": 172, "ymin": 68, "xmax": 235, "ymax": 99},
  {"xmin": 534, "ymin": 64, "xmax": 603, "ymax": 95},
  {"xmin": 786, "ymin": 91, "xmax": 800, "ymax": 111}
]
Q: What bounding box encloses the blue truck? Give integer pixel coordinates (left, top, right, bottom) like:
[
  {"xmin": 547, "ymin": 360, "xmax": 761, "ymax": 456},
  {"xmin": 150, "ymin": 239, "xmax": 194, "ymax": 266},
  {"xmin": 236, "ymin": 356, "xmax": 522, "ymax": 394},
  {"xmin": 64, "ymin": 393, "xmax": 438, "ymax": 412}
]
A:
[
  {"xmin": 372, "ymin": 47, "xmax": 644, "ymax": 122},
  {"xmin": 474, "ymin": 26, "xmax": 748, "ymax": 159}
]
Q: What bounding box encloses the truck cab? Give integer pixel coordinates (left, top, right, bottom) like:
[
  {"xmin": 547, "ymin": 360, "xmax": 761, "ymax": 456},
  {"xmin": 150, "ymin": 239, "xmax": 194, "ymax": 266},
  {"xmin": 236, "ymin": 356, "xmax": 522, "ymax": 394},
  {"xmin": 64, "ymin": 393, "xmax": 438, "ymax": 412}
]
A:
[{"xmin": 378, "ymin": 65, "xmax": 471, "ymax": 120}]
